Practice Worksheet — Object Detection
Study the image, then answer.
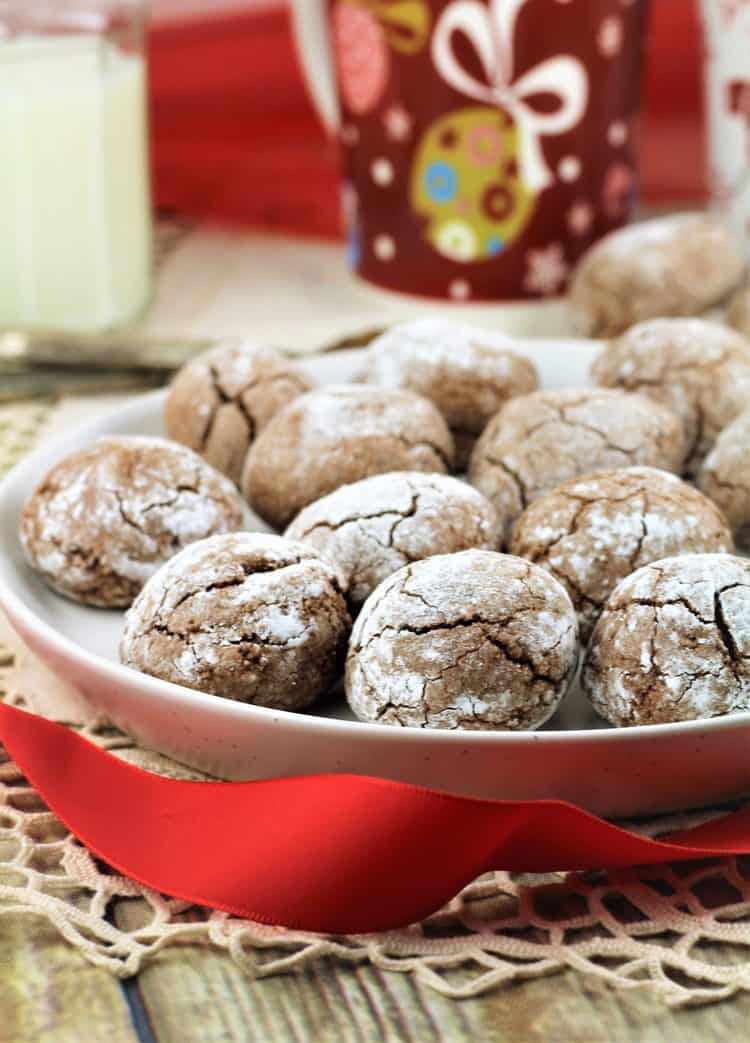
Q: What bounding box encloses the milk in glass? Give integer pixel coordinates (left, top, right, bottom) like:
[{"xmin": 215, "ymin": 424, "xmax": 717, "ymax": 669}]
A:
[{"xmin": 0, "ymin": 7, "xmax": 152, "ymax": 330}]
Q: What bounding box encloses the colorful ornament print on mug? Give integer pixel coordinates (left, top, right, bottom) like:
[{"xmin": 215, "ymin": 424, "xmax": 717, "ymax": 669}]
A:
[
  {"xmin": 332, "ymin": 0, "xmax": 432, "ymax": 115},
  {"xmin": 291, "ymin": 0, "xmax": 649, "ymax": 301},
  {"xmin": 411, "ymin": 0, "xmax": 587, "ymax": 265},
  {"xmin": 412, "ymin": 107, "xmax": 538, "ymax": 263}
]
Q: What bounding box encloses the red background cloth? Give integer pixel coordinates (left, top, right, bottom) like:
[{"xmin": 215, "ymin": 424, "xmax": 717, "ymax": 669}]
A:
[{"xmin": 147, "ymin": 1, "xmax": 708, "ymax": 239}]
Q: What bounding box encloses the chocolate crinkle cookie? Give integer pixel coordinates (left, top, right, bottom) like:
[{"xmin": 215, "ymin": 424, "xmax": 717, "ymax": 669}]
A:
[
  {"xmin": 165, "ymin": 340, "xmax": 314, "ymax": 485},
  {"xmin": 591, "ymin": 317, "xmax": 750, "ymax": 475},
  {"xmin": 20, "ymin": 436, "xmax": 245, "ymax": 608},
  {"xmin": 727, "ymin": 282, "xmax": 750, "ymax": 339},
  {"xmin": 582, "ymin": 553, "xmax": 750, "ymax": 726},
  {"xmin": 241, "ymin": 385, "xmax": 455, "ymax": 530},
  {"xmin": 698, "ymin": 408, "xmax": 750, "ymax": 549},
  {"xmin": 569, "ymin": 213, "xmax": 745, "ymax": 337},
  {"xmin": 285, "ymin": 471, "xmax": 501, "ymax": 611},
  {"xmin": 468, "ymin": 389, "xmax": 685, "ymax": 544},
  {"xmin": 361, "ymin": 318, "xmax": 539, "ymax": 469},
  {"xmin": 510, "ymin": 466, "xmax": 733, "ymax": 643},
  {"xmin": 120, "ymin": 532, "xmax": 351, "ymax": 709},
  {"xmin": 346, "ymin": 550, "xmax": 579, "ymax": 730}
]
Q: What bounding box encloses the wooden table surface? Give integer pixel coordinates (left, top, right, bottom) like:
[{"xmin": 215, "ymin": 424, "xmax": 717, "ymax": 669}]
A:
[
  {"xmin": 6, "ymin": 909, "xmax": 750, "ymax": 1043},
  {"xmin": 3, "ymin": 227, "xmax": 750, "ymax": 1042}
]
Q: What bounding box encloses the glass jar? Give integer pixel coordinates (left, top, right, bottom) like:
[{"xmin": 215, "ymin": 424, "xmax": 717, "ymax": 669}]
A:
[{"xmin": 0, "ymin": 1, "xmax": 153, "ymax": 332}]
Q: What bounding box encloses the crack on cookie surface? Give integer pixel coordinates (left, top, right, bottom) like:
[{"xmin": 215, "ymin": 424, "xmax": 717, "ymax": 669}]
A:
[
  {"xmin": 510, "ymin": 469, "xmax": 732, "ymax": 642},
  {"xmin": 583, "ymin": 556, "xmax": 750, "ymax": 725},
  {"xmin": 120, "ymin": 536, "xmax": 351, "ymax": 709},
  {"xmin": 470, "ymin": 392, "xmax": 685, "ymax": 545},
  {"xmin": 346, "ymin": 552, "xmax": 578, "ymax": 730},
  {"xmin": 592, "ymin": 325, "xmax": 750, "ymax": 473},
  {"xmin": 287, "ymin": 475, "xmax": 500, "ymax": 609},
  {"xmin": 21, "ymin": 439, "xmax": 244, "ymax": 607}
]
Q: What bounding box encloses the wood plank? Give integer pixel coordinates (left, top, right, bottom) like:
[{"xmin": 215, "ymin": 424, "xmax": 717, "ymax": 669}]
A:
[
  {"xmin": 102, "ymin": 932, "xmax": 750, "ymax": 1043},
  {"xmin": 0, "ymin": 913, "xmax": 139, "ymax": 1043}
]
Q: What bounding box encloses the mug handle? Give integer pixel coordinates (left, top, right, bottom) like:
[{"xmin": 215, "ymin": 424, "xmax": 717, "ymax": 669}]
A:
[{"xmin": 289, "ymin": 0, "xmax": 340, "ymax": 135}]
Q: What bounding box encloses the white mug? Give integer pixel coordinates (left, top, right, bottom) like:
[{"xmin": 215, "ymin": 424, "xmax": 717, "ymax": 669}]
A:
[
  {"xmin": 701, "ymin": 0, "xmax": 750, "ymax": 254},
  {"xmin": 290, "ymin": 1, "xmax": 339, "ymax": 134}
]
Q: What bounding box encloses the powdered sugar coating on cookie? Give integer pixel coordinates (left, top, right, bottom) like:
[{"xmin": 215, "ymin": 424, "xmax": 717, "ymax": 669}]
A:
[
  {"xmin": 286, "ymin": 471, "xmax": 501, "ymax": 609},
  {"xmin": 362, "ymin": 319, "xmax": 538, "ymax": 468},
  {"xmin": 698, "ymin": 407, "xmax": 750, "ymax": 549},
  {"xmin": 120, "ymin": 532, "xmax": 350, "ymax": 709},
  {"xmin": 468, "ymin": 388, "xmax": 686, "ymax": 544},
  {"xmin": 165, "ymin": 340, "xmax": 314, "ymax": 485},
  {"xmin": 592, "ymin": 318, "xmax": 750, "ymax": 475},
  {"xmin": 582, "ymin": 553, "xmax": 750, "ymax": 725},
  {"xmin": 20, "ymin": 436, "xmax": 245, "ymax": 608},
  {"xmin": 569, "ymin": 213, "xmax": 745, "ymax": 337},
  {"xmin": 511, "ymin": 466, "xmax": 733, "ymax": 642},
  {"xmin": 242, "ymin": 385, "xmax": 455, "ymax": 530},
  {"xmin": 346, "ymin": 550, "xmax": 579, "ymax": 730}
]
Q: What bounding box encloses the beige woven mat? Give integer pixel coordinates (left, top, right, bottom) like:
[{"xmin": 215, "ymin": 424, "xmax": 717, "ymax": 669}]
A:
[{"xmin": 4, "ymin": 395, "xmax": 750, "ymax": 1008}]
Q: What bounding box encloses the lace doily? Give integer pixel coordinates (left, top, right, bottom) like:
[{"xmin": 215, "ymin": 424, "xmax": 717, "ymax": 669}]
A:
[
  {"xmin": 3, "ymin": 627, "xmax": 750, "ymax": 1009},
  {"xmin": 0, "ymin": 401, "xmax": 54, "ymax": 478}
]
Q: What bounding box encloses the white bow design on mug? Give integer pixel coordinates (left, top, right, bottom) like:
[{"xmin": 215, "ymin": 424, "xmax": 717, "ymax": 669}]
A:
[{"xmin": 432, "ymin": 0, "xmax": 589, "ymax": 192}]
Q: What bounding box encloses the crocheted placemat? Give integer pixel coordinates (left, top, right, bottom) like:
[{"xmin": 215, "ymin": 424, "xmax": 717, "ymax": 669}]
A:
[{"xmin": 2, "ymin": 622, "xmax": 749, "ymax": 1007}]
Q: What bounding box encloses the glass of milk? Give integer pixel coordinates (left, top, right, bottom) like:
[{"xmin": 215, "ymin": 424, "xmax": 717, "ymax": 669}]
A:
[{"xmin": 0, "ymin": 1, "xmax": 153, "ymax": 332}]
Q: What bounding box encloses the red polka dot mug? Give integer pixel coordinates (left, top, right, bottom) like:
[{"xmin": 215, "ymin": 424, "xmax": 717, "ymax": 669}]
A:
[{"xmin": 291, "ymin": 0, "xmax": 649, "ymax": 301}]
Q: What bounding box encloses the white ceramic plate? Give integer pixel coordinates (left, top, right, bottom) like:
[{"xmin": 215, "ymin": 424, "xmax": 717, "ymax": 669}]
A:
[{"xmin": 3, "ymin": 342, "xmax": 750, "ymax": 818}]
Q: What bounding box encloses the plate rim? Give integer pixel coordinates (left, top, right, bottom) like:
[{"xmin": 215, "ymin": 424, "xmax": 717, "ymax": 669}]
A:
[{"xmin": 2, "ymin": 385, "xmax": 750, "ymax": 749}]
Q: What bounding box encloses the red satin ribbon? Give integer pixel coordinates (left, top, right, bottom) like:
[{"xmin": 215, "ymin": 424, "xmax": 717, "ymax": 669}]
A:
[{"xmin": 2, "ymin": 701, "xmax": 750, "ymax": 933}]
